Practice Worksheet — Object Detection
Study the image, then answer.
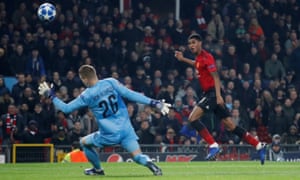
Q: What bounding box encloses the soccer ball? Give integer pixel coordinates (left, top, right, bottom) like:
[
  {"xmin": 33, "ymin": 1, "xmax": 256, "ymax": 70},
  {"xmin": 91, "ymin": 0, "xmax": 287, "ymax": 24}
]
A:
[{"xmin": 37, "ymin": 3, "xmax": 56, "ymax": 22}]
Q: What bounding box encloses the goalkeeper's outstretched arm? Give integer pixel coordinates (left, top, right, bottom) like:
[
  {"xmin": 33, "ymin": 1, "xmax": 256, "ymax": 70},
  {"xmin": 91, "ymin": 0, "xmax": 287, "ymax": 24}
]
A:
[{"xmin": 52, "ymin": 96, "xmax": 86, "ymax": 114}]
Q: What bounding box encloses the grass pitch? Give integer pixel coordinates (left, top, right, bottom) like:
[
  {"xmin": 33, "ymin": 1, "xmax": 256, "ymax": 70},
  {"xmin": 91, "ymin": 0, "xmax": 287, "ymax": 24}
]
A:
[{"xmin": 1, "ymin": 161, "xmax": 300, "ymax": 180}]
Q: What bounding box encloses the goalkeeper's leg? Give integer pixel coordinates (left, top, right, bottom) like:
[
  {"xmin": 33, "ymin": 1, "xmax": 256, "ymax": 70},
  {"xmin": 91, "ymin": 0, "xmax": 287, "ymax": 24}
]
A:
[
  {"xmin": 80, "ymin": 133, "xmax": 105, "ymax": 175},
  {"xmin": 122, "ymin": 138, "xmax": 162, "ymax": 176}
]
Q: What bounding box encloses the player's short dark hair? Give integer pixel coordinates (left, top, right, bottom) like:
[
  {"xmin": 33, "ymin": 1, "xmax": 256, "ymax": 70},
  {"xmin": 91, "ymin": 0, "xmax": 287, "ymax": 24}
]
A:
[{"xmin": 188, "ymin": 33, "xmax": 202, "ymax": 41}]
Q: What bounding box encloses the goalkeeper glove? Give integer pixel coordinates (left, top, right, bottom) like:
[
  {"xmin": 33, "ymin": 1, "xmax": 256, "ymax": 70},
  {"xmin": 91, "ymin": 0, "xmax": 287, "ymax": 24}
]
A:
[
  {"xmin": 38, "ymin": 82, "xmax": 55, "ymax": 100},
  {"xmin": 150, "ymin": 99, "xmax": 171, "ymax": 115}
]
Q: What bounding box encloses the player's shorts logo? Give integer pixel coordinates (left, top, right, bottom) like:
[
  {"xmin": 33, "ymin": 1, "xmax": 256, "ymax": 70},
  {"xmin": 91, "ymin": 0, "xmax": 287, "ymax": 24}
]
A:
[{"xmin": 107, "ymin": 153, "xmax": 124, "ymax": 162}]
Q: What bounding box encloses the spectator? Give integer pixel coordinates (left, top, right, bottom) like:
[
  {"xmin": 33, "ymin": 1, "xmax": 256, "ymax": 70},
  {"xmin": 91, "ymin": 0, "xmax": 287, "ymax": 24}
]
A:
[
  {"xmin": 281, "ymin": 124, "xmax": 300, "ymax": 145},
  {"xmin": 248, "ymin": 17, "xmax": 264, "ymax": 42},
  {"xmin": 67, "ymin": 110, "xmax": 84, "ymax": 131},
  {"xmin": 51, "ymin": 72, "xmax": 63, "ymax": 91},
  {"xmin": 132, "ymin": 66, "xmax": 146, "ymax": 92},
  {"xmin": 8, "ymin": 44, "xmax": 27, "ymax": 76},
  {"xmin": 18, "ymin": 103, "xmax": 30, "ymax": 126},
  {"xmin": 284, "ymin": 31, "xmax": 298, "ymax": 51},
  {"xmin": 223, "ymin": 44, "xmax": 242, "ymax": 73},
  {"xmin": 268, "ymin": 134, "xmax": 284, "ymax": 162},
  {"xmin": 127, "ymin": 103, "xmax": 139, "ymax": 131},
  {"xmin": 172, "ymin": 20, "xmax": 186, "ymax": 47},
  {"xmin": 0, "ymin": 75, "xmax": 9, "ymax": 96},
  {"xmin": 82, "ymin": 109, "xmax": 98, "ymax": 134},
  {"xmin": 0, "ymin": 92, "xmax": 14, "ymax": 115},
  {"xmin": 68, "ymin": 121, "xmax": 87, "ymax": 144},
  {"xmin": 179, "ymin": 123, "xmax": 201, "ymax": 145},
  {"xmin": 25, "ymin": 48, "xmax": 46, "ymax": 80},
  {"xmin": 282, "ymin": 98, "xmax": 296, "ymax": 126},
  {"xmin": 190, "ymin": 7, "xmax": 207, "ymax": 36},
  {"xmin": 207, "ymin": 14, "xmax": 224, "ymax": 42},
  {"xmin": 237, "ymin": 80, "xmax": 256, "ymax": 111},
  {"xmin": 163, "ymin": 108, "xmax": 182, "ymax": 135},
  {"xmin": 289, "ymin": 41, "xmax": 300, "ymax": 84},
  {"xmin": 100, "ymin": 36, "xmax": 118, "ymax": 69},
  {"xmin": 136, "ymin": 120, "xmax": 156, "ymax": 144},
  {"xmin": 257, "ymin": 40, "xmax": 270, "ymax": 67},
  {"xmin": 68, "ymin": 44, "xmax": 81, "ymax": 71},
  {"xmin": 264, "ymin": 53, "xmax": 286, "ymax": 80},
  {"xmin": 227, "ymin": 68, "xmax": 242, "ymax": 91},
  {"xmin": 240, "ymin": 63, "xmax": 254, "ymax": 81},
  {"xmin": 232, "ymin": 99, "xmax": 250, "ymax": 126},
  {"xmin": 11, "ymin": 73, "xmax": 29, "ymax": 105},
  {"xmin": 289, "ymin": 89, "xmax": 300, "ymax": 113},
  {"xmin": 12, "ymin": 120, "xmax": 51, "ymax": 144},
  {"xmin": 141, "ymin": 75, "xmax": 154, "ymax": 98},
  {"xmin": 19, "ymin": 87, "xmax": 38, "ymax": 112},
  {"xmin": 11, "ymin": 120, "xmax": 52, "ymax": 162},
  {"xmin": 157, "ymin": 84, "xmax": 176, "ymax": 105},
  {"xmin": 244, "ymin": 46, "xmax": 262, "ymax": 71},
  {"xmin": 54, "ymin": 48, "xmax": 69, "ymax": 76},
  {"xmin": 123, "ymin": 75, "xmax": 133, "ymax": 89},
  {"xmin": 42, "ymin": 39, "xmax": 56, "ymax": 74},
  {"xmin": 268, "ymin": 102, "xmax": 289, "ymax": 136},
  {"xmin": 31, "ymin": 103, "xmax": 53, "ymax": 134},
  {"xmin": 142, "ymin": 56, "xmax": 154, "ymax": 77},
  {"xmin": 51, "ymin": 126, "xmax": 71, "ymax": 151},
  {"xmin": 0, "ymin": 104, "xmax": 26, "ymax": 145},
  {"xmin": 11, "ymin": 2, "xmax": 31, "ymax": 25},
  {"xmin": 62, "ymin": 70, "xmax": 81, "ymax": 98},
  {"xmin": 235, "ymin": 17, "xmax": 247, "ymax": 42},
  {"xmin": 54, "ymin": 110, "xmax": 68, "ymax": 131},
  {"xmin": 252, "ymin": 79, "xmax": 263, "ymax": 100},
  {"xmin": 161, "ymin": 127, "xmax": 179, "ymax": 152},
  {"xmin": 223, "ymin": 93, "xmax": 233, "ymax": 111}
]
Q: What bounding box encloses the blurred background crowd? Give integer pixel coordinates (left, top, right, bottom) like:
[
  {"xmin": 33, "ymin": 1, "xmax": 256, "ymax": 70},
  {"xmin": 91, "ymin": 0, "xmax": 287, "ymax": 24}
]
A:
[{"xmin": 0, "ymin": 0, "xmax": 300, "ymax": 152}]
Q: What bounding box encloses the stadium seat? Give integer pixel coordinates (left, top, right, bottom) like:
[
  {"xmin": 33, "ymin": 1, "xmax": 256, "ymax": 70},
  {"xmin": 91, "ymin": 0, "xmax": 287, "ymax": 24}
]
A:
[{"xmin": 4, "ymin": 77, "xmax": 17, "ymax": 93}]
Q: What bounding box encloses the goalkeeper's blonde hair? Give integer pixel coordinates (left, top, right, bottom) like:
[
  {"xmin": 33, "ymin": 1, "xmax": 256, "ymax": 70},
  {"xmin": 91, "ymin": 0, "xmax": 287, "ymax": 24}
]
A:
[{"xmin": 78, "ymin": 65, "xmax": 97, "ymax": 79}]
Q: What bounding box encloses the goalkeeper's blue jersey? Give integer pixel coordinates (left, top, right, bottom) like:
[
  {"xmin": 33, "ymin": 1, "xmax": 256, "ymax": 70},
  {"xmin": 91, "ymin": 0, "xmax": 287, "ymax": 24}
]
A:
[{"xmin": 53, "ymin": 78, "xmax": 152, "ymax": 136}]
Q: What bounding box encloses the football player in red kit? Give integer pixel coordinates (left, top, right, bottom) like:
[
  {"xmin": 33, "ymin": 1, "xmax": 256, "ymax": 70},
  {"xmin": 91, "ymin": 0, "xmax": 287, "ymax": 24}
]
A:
[{"xmin": 174, "ymin": 33, "xmax": 266, "ymax": 164}]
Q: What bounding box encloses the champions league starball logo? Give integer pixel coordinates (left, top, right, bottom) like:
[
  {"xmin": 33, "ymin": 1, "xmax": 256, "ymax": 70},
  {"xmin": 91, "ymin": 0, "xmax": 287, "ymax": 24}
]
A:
[{"xmin": 107, "ymin": 154, "xmax": 124, "ymax": 162}]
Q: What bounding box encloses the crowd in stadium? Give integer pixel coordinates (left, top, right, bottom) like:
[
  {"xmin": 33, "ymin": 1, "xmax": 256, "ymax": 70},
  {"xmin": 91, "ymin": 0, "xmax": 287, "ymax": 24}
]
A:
[{"xmin": 1, "ymin": 0, "xmax": 300, "ymax": 152}]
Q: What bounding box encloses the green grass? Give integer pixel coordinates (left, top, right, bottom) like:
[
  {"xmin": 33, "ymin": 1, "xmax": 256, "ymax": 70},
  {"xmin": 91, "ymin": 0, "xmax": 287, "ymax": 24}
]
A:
[{"xmin": 1, "ymin": 161, "xmax": 300, "ymax": 180}]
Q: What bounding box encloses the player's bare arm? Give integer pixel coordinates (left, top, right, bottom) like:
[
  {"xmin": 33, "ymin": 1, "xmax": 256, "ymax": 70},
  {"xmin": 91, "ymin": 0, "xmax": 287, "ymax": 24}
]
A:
[
  {"xmin": 210, "ymin": 71, "xmax": 224, "ymax": 106},
  {"xmin": 174, "ymin": 51, "xmax": 195, "ymax": 66}
]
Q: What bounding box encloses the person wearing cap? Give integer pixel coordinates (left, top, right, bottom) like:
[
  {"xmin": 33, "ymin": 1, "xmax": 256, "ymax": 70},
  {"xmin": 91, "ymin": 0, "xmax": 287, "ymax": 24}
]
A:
[
  {"xmin": 143, "ymin": 56, "xmax": 154, "ymax": 76},
  {"xmin": 268, "ymin": 134, "xmax": 284, "ymax": 162},
  {"xmin": 281, "ymin": 124, "xmax": 300, "ymax": 145},
  {"xmin": 174, "ymin": 33, "xmax": 267, "ymax": 164},
  {"xmin": 12, "ymin": 119, "xmax": 52, "ymax": 144}
]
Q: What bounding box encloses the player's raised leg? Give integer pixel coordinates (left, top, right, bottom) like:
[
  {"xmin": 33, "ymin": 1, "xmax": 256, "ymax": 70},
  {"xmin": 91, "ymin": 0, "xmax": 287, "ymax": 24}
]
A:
[
  {"xmin": 222, "ymin": 117, "xmax": 267, "ymax": 165},
  {"xmin": 122, "ymin": 138, "xmax": 162, "ymax": 176},
  {"xmin": 189, "ymin": 106, "xmax": 220, "ymax": 160},
  {"xmin": 80, "ymin": 133, "xmax": 105, "ymax": 175}
]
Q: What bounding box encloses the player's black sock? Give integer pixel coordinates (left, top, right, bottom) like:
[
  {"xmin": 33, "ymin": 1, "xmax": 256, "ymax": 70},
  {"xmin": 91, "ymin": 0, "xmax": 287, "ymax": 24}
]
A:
[
  {"xmin": 232, "ymin": 126, "xmax": 246, "ymax": 138},
  {"xmin": 190, "ymin": 120, "xmax": 206, "ymax": 131}
]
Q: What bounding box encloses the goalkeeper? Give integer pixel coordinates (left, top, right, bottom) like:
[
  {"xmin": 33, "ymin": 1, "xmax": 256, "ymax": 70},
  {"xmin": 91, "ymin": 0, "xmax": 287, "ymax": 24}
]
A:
[{"xmin": 39, "ymin": 65, "xmax": 170, "ymax": 176}]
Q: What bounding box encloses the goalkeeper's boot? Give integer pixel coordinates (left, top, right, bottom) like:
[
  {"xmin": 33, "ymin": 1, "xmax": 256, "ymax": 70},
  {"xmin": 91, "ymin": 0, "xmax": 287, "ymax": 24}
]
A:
[
  {"xmin": 84, "ymin": 168, "xmax": 105, "ymax": 175},
  {"xmin": 258, "ymin": 142, "xmax": 267, "ymax": 165},
  {"xmin": 146, "ymin": 161, "xmax": 163, "ymax": 176},
  {"xmin": 205, "ymin": 146, "xmax": 221, "ymax": 160}
]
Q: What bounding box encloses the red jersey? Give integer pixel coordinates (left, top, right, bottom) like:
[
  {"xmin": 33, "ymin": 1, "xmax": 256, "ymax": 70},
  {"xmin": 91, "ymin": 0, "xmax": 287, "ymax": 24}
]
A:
[{"xmin": 194, "ymin": 50, "xmax": 217, "ymax": 92}]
